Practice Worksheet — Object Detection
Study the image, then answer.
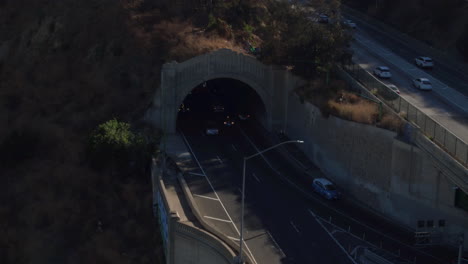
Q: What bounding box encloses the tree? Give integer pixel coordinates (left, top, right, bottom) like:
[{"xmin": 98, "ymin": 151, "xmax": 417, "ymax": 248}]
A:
[{"xmin": 88, "ymin": 119, "xmax": 142, "ymax": 173}]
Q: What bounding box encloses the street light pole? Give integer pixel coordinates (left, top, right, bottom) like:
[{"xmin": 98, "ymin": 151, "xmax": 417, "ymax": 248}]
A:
[{"xmin": 237, "ymin": 139, "xmax": 304, "ymax": 263}]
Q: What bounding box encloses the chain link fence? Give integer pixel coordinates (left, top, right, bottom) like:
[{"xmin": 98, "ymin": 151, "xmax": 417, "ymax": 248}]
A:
[{"xmin": 342, "ymin": 62, "xmax": 468, "ymax": 168}]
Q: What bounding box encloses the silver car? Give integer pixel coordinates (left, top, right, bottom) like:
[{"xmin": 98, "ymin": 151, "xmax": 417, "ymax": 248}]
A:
[
  {"xmin": 415, "ymin": 56, "xmax": 434, "ymax": 68},
  {"xmin": 413, "ymin": 78, "xmax": 432, "ymax": 91},
  {"xmin": 373, "ymin": 66, "xmax": 392, "ymax": 79}
]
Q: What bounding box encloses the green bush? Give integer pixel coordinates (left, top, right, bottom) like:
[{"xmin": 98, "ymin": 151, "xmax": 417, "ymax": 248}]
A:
[{"xmin": 87, "ymin": 119, "xmax": 156, "ymax": 174}]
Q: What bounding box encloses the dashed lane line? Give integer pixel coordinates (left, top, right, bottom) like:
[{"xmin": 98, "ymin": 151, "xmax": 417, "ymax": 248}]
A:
[{"xmin": 290, "ymin": 221, "xmax": 300, "ymax": 234}]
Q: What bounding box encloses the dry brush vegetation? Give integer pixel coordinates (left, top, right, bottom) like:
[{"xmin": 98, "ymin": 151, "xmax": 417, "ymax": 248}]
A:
[{"xmin": 0, "ymin": 0, "xmax": 239, "ymax": 263}]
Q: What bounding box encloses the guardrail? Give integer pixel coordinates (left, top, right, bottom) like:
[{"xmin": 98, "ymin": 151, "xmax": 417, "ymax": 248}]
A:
[{"xmin": 341, "ymin": 62, "xmax": 468, "ymax": 168}]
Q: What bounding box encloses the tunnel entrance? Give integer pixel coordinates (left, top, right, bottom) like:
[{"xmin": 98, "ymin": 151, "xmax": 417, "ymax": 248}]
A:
[{"xmin": 176, "ymin": 78, "xmax": 267, "ymax": 135}]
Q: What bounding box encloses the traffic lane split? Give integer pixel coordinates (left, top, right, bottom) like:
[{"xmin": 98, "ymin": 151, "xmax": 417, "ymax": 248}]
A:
[{"xmin": 241, "ymin": 124, "xmax": 449, "ymax": 264}]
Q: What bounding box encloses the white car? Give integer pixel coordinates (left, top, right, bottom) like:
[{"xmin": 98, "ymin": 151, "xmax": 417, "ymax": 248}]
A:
[
  {"xmin": 387, "ymin": 84, "xmax": 400, "ymax": 94},
  {"xmin": 342, "ymin": 19, "xmax": 356, "ymax": 29},
  {"xmin": 373, "ymin": 66, "xmax": 392, "ymax": 79},
  {"xmin": 238, "ymin": 114, "xmax": 251, "ymax": 121},
  {"xmin": 205, "ymin": 127, "xmax": 219, "ymax": 135},
  {"xmin": 205, "ymin": 121, "xmax": 219, "ymax": 135},
  {"xmin": 415, "ymin": 56, "xmax": 434, "ymax": 68},
  {"xmin": 413, "ymin": 78, "xmax": 432, "ymax": 91},
  {"xmin": 318, "ymin": 14, "xmax": 329, "ymax": 24}
]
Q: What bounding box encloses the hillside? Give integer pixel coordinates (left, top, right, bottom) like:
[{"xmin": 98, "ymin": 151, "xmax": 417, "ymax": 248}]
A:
[
  {"xmin": 0, "ymin": 1, "xmax": 242, "ymax": 263},
  {"xmin": 344, "ymin": 0, "xmax": 468, "ymax": 61}
]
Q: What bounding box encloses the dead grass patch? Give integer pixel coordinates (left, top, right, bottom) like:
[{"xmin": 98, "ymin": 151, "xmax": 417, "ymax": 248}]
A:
[
  {"xmin": 377, "ymin": 114, "xmax": 404, "ymax": 133},
  {"xmin": 328, "ymin": 98, "xmax": 379, "ymax": 125}
]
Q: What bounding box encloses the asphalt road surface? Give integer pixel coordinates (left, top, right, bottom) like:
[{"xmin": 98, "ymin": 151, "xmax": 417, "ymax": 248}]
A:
[
  {"xmin": 344, "ymin": 10, "xmax": 468, "ymax": 96},
  {"xmin": 351, "ymin": 39, "xmax": 468, "ymax": 143},
  {"xmin": 179, "ymin": 119, "xmax": 356, "ymax": 264},
  {"xmin": 177, "ymin": 116, "xmax": 457, "ymax": 264}
]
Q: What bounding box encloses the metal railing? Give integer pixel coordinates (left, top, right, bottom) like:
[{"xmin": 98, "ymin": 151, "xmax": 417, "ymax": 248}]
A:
[{"xmin": 342, "ymin": 62, "xmax": 468, "ymax": 168}]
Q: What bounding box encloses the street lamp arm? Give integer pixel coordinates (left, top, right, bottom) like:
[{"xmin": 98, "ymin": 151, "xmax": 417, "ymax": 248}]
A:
[
  {"xmin": 237, "ymin": 138, "xmax": 303, "ymax": 264},
  {"xmin": 245, "ymin": 140, "xmax": 304, "ymax": 160}
]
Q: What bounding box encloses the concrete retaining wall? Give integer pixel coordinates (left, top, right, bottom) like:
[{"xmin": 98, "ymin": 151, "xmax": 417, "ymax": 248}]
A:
[
  {"xmin": 284, "ymin": 93, "xmax": 468, "ymax": 248},
  {"xmin": 152, "ymin": 159, "xmax": 237, "ymax": 264}
]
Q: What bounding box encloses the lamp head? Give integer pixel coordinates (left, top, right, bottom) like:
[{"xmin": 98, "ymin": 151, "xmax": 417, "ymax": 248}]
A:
[{"xmin": 297, "ymin": 140, "xmax": 304, "ymax": 143}]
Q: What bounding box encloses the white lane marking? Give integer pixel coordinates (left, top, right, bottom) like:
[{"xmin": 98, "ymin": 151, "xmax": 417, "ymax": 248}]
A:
[
  {"xmin": 232, "ymin": 144, "xmax": 237, "ymax": 151},
  {"xmin": 290, "ymin": 221, "xmax": 300, "ymax": 234},
  {"xmin": 216, "ymin": 155, "xmax": 223, "ymax": 164},
  {"xmin": 204, "ymin": 216, "xmax": 232, "ymax": 223},
  {"xmin": 308, "ymin": 209, "xmax": 359, "ymax": 264},
  {"xmin": 266, "ymin": 230, "xmax": 286, "ymax": 258},
  {"xmin": 240, "ymin": 128, "xmax": 430, "ymax": 255},
  {"xmin": 180, "ymin": 131, "xmax": 258, "ymax": 264},
  {"xmin": 228, "ymin": 236, "xmax": 240, "ymax": 241},
  {"xmin": 252, "ymin": 173, "xmax": 260, "ymax": 183},
  {"xmin": 193, "ymin": 194, "xmax": 219, "ymax": 201},
  {"xmin": 238, "ymin": 188, "xmax": 243, "ymax": 194},
  {"xmin": 188, "ymin": 172, "xmax": 205, "ymax": 177}
]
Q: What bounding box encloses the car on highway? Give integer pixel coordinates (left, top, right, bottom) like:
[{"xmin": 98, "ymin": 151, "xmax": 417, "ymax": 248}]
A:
[
  {"xmin": 238, "ymin": 113, "xmax": 251, "ymax": 121},
  {"xmin": 212, "ymin": 103, "xmax": 225, "ymax": 113},
  {"xmin": 312, "ymin": 178, "xmax": 341, "ymax": 200},
  {"xmin": 373, "ymin": 66, "xmax": 392, "ymax": 79},
  {"xmin": 413, "ymin": 78, "xmax": 433, "ymax": 91},
  {"xmin": 318, "ymin": 14, "xmax": 329, "ymax": 24},
  {"xmin": 342, "ymin": 19, "xmax": 357, "ymax": 29},
  {"xmin": 205, "ymin": 121, "xmax": 219, "ymax": 135},
  {"xmin": 223, "ymin": 115, "xmax": 235, "ymax": 127},
  {"xmin": 415, "ymin": 56, "xmax": 434, "ymax": 68},
  {"xmin": 387, "ymin": 84, "xmax": 400, "ymax": 94},
  {"xmin": 178, "ymin": 103, "xmax": 190, "ymax": 113}
]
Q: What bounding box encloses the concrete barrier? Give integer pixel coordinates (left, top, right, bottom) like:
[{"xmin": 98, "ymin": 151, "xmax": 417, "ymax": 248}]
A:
[{"xmin": 152, "ymin": 158, "xmax": 240, "ymax": 264}]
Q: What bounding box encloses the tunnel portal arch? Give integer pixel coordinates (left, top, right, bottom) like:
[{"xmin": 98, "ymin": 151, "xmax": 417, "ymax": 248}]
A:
[{"xmin": 146, "ymin": 49, "xmax": 302, "ymax": 134}]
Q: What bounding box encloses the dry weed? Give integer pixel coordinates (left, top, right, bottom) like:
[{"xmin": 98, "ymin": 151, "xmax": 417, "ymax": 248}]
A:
[
  {"xmin": 328, "ymin": 99, "xmax": 378, "ymax": 124},
  {"xmin": 378, "ymin": 114, "xmax": 404, "ymax": 132}
]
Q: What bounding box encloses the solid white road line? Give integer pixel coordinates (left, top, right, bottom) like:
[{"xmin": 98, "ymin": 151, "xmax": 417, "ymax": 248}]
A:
[
  {"xmin": 252, "ymin": 173, "xmax": 260, "ymax": 182},
  {"xmin": 216, "ymin": 155, "xmax": 223, "ymax": 164},
  {"xmin": 228, "ymin": 236, "xmax": 240, "ymax": 241},
  {"xmin": 180, "ymin": 131, "xmax": 258, "ymax": 264},
  {"xmin": 290, "ymin": 221, "xmax": 300, "ymax": 234},
  {"xmin": 232, "ymin": 144, "xmax": 237, "ymax": 151},
  {"xmin": 188, "ymin": 172, "xmax": 206, "ymax": 177},
  {"xmin": 308, "ymin": 209, "xmax": 359, "ymax": 264},
  {"xmin": 239, "ymin": 128, "xmax": 423, "ymax": 255},
  {"xmin": 266, "ymin": 231, "xmax": 286, "ymax": 258},
  {"xmin": 204, "ymin": 216, "xmax": 232, "ymax": 223},
  {"xmin": 193, "ymin": 194, "xmax": 219, "ymax": 201}
]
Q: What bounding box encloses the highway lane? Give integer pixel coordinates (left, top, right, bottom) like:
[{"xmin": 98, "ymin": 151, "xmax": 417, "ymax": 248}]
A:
[
  {"xmin": 344, "ymin": 10, "xmax": 468, "ymax": 96},
  {"xmin": 351, "ymin": 40, "xmax": 468, "ymax": 143},
  {"xmin": 179, "ymin": 120, "xmax": 356, "ymax": 264},
  {"xmin": 239, "ymin": 121, "xmax": 455, "ymax": 264},
  {"xmin": 178, "ymin": 118, "xmax": 458, "ymax": 263}
]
